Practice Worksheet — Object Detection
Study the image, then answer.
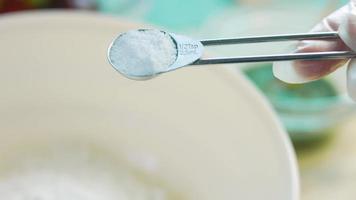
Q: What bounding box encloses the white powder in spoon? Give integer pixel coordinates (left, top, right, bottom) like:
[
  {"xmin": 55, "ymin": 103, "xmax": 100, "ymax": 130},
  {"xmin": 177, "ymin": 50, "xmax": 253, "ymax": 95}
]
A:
[{"xmin": 109, "ymin": 29, "xmax": 177, "ymax": 78}]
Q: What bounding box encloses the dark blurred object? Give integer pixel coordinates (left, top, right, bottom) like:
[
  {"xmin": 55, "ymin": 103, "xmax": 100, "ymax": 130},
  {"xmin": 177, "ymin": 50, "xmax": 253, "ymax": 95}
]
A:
[
  {"xmin": 70, "ymin": 0, "xmax": 96, "ymax": 9},
  {"xmin": 0, "ymin": 0, "xmax": 96, "ymax": 13}
]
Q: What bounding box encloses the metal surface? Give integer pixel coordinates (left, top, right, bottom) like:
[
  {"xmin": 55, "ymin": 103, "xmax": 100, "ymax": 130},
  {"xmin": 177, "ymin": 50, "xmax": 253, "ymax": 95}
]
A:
[
  {"xmin": 193, "ymin": 31, "xmax": 356, "ymax": 65},
  {"xmin": 193, "ymin": 51, "xmax": 356, "ymax": 65},
  {"xmin": 108, "ymin": 30, "xmax": 355, "ymax": 80},
  {"xmin": 200, "ymin": 31, "xmax": 339, "ymax": 46}
]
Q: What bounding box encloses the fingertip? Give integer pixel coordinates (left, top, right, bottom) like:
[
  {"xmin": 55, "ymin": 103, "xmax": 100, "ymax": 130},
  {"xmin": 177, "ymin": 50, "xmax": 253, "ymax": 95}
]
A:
[
  {"xmin": 272, "ymin": 61, "xmax": 311, "ymax": 83},
  {"xmin": 273, "ymin": 59, "xmax": 344, "ymax": 84},
  {"xmin": 272, "ymin": 42, "xmax": 321, "ymax": 83},
  {"xmin": 273, "ymin": 39, "xmax": 348, "ymax": 84}
]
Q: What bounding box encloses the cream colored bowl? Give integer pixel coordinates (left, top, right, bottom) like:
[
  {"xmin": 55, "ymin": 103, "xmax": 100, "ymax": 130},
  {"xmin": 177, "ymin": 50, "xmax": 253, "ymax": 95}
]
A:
[{"xmin": 0, "ymin": 11, "xmax": 299, "ymax": 200}]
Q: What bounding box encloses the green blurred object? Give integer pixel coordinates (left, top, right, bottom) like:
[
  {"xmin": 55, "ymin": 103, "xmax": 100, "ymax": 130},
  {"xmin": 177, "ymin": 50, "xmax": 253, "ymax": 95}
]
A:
[
  {"xmin": 29, "ymin": 0, "xmax": 50, "ymax": 7},
  {"xmin": 245, "ymin": 65, "xmax": 337, "ymax": 100},
  {"xmin": 96, "ymin": 0, "xmax": 233, "ymax": 30},
  {"xmin": 144, "ymin": 0, "xmax": 233, "ymax": 30},
  {"xmin": 244, "ymin": 64, "xmax": 356, "ymax": 143},
  {"xmin": 97, "ymin": 0, "xmax": 139, "ymax": 14}
]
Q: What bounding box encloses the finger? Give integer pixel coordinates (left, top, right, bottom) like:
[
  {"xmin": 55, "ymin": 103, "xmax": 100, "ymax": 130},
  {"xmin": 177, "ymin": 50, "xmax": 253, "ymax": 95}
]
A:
[
  {"xmin": 273, "ymin": 39, "xmax": 349, "ymax": 83},
  {"xmin": 339, "ymin": 0, "xmax": 356, "ymax": 51},
  {"xmin": 347, "ymin": 59, "xmax": 356, "ymax": 101},
  {"xmin": 340, "ymin": 1, "xmax": 356, "ymax": 101},
  {"xmin": 273, "ymin": 3, "xmax": 351, "ymax": 83}
]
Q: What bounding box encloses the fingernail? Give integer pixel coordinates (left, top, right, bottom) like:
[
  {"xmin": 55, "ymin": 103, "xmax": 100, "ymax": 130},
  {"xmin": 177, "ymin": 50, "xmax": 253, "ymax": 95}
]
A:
[
  {"xmin": 273, "ymin": 42, "xmax": 315, "ymax": 83},
  {"xmin": 295, "ymin": 40, "xmax": 314, "ymax": 51},
  {"xmin": 273, "ymin": 61, "xmax": 312, "ymax": 83},
  {"xmin": 347, "ymin": 59, "xmax": 356, "ymax": 101}
]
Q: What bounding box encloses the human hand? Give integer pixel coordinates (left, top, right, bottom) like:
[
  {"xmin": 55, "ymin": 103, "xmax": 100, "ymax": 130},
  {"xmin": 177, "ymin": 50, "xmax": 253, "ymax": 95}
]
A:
[{"xmin": 273, "ymin": 0, "xmax": 356, "ymax": 100}]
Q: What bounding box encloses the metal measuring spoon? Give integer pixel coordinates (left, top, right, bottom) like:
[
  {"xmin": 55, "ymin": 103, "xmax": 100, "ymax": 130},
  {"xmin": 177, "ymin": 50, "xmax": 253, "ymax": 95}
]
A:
[
  {"xmin": 107, "ymin": 29, "xmax": 203, "ymax": 80},
  {"xmin": 108, "ymin": 29, "xmax": 356, "ymax": 80}
]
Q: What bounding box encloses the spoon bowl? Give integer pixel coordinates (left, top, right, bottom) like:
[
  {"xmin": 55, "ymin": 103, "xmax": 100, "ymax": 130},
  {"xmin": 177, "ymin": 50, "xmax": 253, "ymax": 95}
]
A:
[{"xmin": 107, "ymin": 29, "xmax": 203, "ymax": 80}]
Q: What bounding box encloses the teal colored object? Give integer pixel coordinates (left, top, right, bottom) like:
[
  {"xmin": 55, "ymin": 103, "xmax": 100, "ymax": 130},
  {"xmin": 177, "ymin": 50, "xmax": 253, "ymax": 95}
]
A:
[
  {"xmin": 244, "ymin": 64, "xmax": 356, "ymax": 142},
  {"xmin": 144, "ymin": 0, "xmax": 232, "ymax": 30},
  {"xmin": 97, "ymin": 0, "xmax": 140, "ymax": 14},
  {"xmin": 245, "ymin": 64, "xmax": 338, "ymax": 102},
  {"xmin": 338, "ymin": 0, "xmax": 349, "ymax": 5}
]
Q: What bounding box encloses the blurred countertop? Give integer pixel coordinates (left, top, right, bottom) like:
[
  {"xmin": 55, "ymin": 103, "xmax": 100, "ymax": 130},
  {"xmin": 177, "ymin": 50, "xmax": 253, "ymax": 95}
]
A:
[{"xmin": 298, "ymin": 116, "xmax": 356, "ymax": 200}]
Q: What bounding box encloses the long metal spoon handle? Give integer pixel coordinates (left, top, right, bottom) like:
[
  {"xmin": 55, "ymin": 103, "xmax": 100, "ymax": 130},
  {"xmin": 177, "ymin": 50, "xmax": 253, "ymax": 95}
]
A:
[
  {"xmin": 192, "ymin": 51, "xmax": 356, "ymax": 65},
  {"xmin": 200, "ymin": 31, "xmax": 339, "ymax": 46}
]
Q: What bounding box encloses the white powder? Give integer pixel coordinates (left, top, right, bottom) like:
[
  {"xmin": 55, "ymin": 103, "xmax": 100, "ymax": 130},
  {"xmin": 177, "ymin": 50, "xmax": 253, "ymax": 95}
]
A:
[
  {"xmin": 0, "ymin": 147, "xmax": 167, "ymax": 200},
  {"xmin": 109, "ymin": 29, "xmax": 177, "ymax": 78}
]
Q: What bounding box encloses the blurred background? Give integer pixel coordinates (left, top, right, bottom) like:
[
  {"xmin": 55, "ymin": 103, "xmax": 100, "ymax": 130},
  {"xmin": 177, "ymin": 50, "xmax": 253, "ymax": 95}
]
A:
[{"xmin": 1, "ymin": 0, "xmax": 356, "ymax": 199}]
